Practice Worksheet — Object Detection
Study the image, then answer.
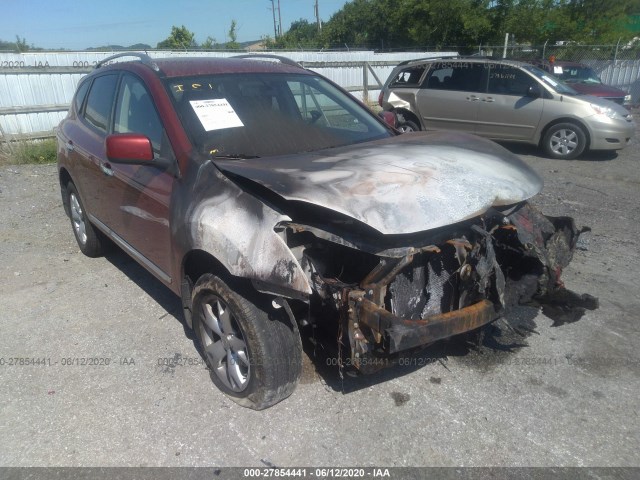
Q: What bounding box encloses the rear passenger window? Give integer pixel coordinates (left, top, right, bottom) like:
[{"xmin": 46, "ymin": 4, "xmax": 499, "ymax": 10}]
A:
[
  {"xmin": 84, "ymin": 74, "xmax": 118, "ymax": 132},
  {"xmin": 488, "ymin": 66, "xmax": 538, "ymax": 96},
  {"xmin": 424, "ymin": 62, "xmax": 484, "ymax": 92},
  {"xmin": 389, "ymin": 65, "xmax": 426, "ymax": 87}
]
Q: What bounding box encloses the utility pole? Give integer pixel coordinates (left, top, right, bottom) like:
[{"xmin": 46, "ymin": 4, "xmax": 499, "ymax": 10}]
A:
[
  {"xmin": 314, "ymin": 0, "xmax": 322, "ymax": 32},
  {"xmin": 277, "ymin": 0, "xmax": 283, "ymax": 37},
  {"xmin": 269, "ymin": 0, "xmax": 278, "ymax": 38}
]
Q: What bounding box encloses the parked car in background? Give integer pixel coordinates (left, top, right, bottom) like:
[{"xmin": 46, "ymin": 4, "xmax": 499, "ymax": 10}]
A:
[
  {"xmin": 379, "ymin": 57, "xmax": 635, "ymax": 159},
  {"xmin": 58, "ymin": 53, "xmax": 595, "ymax": 409},
  {"xmin": 532, "ymin": 58, "xmax": 630, "ymax": 106}
]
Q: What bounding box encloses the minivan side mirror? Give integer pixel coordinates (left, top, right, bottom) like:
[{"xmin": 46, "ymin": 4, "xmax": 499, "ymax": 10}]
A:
[
  {"xmin": 526, "ymin": 85, "xmax": 541, "ymax": 99},
  {"xmin": 106, "ymin": 134, "xmax": 154, "ymax": 164}
]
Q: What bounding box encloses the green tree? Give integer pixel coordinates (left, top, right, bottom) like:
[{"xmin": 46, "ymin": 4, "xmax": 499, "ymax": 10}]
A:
[
  {"xmin": 565, "ymin": 0, "xmax": 637, "ymax": 43},
  {"xmin": 226, "ymin": 20, "xmax": 241, "ymax": 49},
  {"xmin": 15, "ymin": 35, "xmax": 29, "ymax": 52},
  {"xmin": 201, "ymin": 36, "xmax": 217, "ymax": 49},
  {"xmin": 157, "ymin": 25, "xmax": 197, "ymax": 50},
  {"xmin": 268, "ymin": 19, "xmax": 321, "ymax": 49}
]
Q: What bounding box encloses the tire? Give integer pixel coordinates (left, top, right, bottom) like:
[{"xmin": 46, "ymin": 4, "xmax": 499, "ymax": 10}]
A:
[
  {"xmin": 66, "ymin": 182, "xmax": 105, "ymax": 257},
  {"xmin": 542, "ymin": 122, "xmax": 587, "ymax": 159},
  {"xmin": 192, "ymin": 274, "xmax": 302, "ymax": 410},
  {"xmin": 398, "ymin": 120, "xmax": 420, "ymax": 133}
]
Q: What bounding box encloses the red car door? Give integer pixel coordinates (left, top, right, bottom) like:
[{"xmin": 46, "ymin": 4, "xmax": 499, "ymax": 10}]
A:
[{"xmin": 104, "ymin": 73, "xmax": 175, "ymax": 283}]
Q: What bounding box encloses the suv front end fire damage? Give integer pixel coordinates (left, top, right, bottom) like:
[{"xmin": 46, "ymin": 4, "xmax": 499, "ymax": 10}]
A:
[
  {"xmin": 280, "ymin": 202, "xmax": 597, "ymax": 373},
  {"xmin": 210, "ymin": 131, "xmax": 598, "ymax": 374}
]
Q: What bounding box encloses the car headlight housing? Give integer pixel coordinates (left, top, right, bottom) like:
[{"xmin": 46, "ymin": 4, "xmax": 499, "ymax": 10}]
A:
[{"xmin": 590, "ymin": 103, "xmax": 617, "ymax": 119}]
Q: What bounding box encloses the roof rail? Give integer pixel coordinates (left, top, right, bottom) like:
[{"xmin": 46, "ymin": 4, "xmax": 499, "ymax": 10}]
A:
[
  {"xmin": 232, "ymin": 54, "xmax": 302, "ymax": 68},
  {"xmin": 396, "ymin": 55, "xmax": 460, "ymax": 66},
  {"xmin": 95, "ymin": 52, "xmax": 160, "ymax": 71}
]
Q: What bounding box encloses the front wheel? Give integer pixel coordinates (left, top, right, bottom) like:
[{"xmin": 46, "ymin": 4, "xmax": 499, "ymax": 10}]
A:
[
  {"xmin": 191, "ymin": 274, "xmax": 302, "ymax": 410},
  {"xmin": 542, "ymin": 123, "xmax": 587, "ymax": 159}
]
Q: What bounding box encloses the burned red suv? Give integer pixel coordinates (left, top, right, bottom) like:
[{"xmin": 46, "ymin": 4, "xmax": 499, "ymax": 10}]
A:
[{"xmin": 57, "ymin": 53, "xmax": 595, "ymax": 409}]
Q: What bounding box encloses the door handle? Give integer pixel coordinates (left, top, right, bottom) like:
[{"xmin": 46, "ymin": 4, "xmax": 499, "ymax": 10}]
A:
[
  {"xmin": 467, "ymin": 95, "xmax": 480, "ymax": 101},
  {"xmin": 100, "ymin": 162, "xmax": 113, "ymax": 177},
  {"xmin": 482, "ymin": 97, "xmax": 495, "ymax": 103}
]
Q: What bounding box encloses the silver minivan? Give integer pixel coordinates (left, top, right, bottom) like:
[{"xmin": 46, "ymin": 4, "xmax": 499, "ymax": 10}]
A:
[{"xmin": 379, "ymin": 58, "xmax": 635, "ymax": 159}]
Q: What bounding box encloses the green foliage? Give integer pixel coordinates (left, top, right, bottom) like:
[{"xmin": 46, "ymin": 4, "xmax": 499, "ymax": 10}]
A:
[
  {"xmin": 0, "ymin": 36, "xmax": 33, "ymax": 52},
  {"xmin": 226, "ymin": 20, "xmax": 241, "ymax": 50},
  {"xmin": 157, "ymin": 25, "xmax": 197, "ymax": 50},
  {"xmin": 3, "ymin": 139, "xmax": 58, "ymax": 166},
  {"xmin": 201, "ymin": 36, "xmax": 217, "ymax": 50},
  {"xmin": 267, "ymin": 19, "xmax": 322, "ymax": 49},
  {"xmin": 273, "ymin": 0, "xmax": 640, "ymax": 50}
]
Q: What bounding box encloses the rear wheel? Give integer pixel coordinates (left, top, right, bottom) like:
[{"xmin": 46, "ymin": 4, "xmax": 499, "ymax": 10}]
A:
[
  {"xmin": 398, "ymin": 120, "xmax": 420, "ymax": 133},
  {"xmin": 192, "ymin": 274, "xmax": 302, "ymax": 410},
  {"xmin": 66, "ymin": 182, "xmax": 104, "ymax": 257},
  {"xmin": 542, "ymin": 123, "xmax": 587, "ymax": 159}
]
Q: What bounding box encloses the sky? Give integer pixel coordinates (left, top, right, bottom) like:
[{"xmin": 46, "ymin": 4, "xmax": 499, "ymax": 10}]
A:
[{"xmin": 1, "ymin": 0, "xmax": 350, "ymax": 50}]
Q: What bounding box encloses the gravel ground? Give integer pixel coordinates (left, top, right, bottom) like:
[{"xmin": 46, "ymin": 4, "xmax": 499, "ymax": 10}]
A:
[{"xmin": 1, "ymin": 119, "xmax": 639, "ymax": 468}]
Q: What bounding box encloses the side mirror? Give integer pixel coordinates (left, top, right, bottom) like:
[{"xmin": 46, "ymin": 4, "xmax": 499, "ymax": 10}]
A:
[
  {"xmin": 526, "ymin": 85, "xmax": 541, "ymax": 99},
  {"xmin": 106, "ymin": 134, "xmax": 154, "ymax": 163},
  {"xmin": 378, "ymin": 111, "xmax": 397, "ymax": 128}
]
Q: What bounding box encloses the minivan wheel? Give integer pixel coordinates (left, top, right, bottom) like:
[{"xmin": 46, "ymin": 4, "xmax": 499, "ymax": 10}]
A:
[
  {"xmin": 192, "ymin": 274, "xmax": 302, "ymax": 410},
  {"xmin": 542, "ymin": 123, "xmax": 587, "ymax": 159},
  {"xmin": 66, "ymin": 182, "xmax": 104, "ymax": 257},
  {"xmin": 398, "ymin": 120, "xmax": 420, "ymax": 133}
]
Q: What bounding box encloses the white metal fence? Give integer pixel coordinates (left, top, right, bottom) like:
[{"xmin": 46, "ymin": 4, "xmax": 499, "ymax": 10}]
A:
[{"xmin": 1, "ymin": 50, "xmax": 638, "ymax": 141}]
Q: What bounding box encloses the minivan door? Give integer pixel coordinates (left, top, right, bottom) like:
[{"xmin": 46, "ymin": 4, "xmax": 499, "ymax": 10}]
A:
[
  {"xmin": 475, "ymin": 64, "xmax": 544, "ymax": 141},
  {"xmin": 415, "ymin": 61, "xmax": 485, "ymax": 133}
]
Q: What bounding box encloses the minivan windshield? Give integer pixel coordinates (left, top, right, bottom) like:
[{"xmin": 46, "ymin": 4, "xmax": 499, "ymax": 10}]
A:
[
  {"xmin": 521, "ymin": 64, "xmax": 578, "ymax": 95},
  {"xmin": 166, "ymin": 73, "xmax": 391, "ymax": 157}
]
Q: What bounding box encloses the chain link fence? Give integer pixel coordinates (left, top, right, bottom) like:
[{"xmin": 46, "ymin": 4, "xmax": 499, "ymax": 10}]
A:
[{"xmin": 474, "ymin": 43, "xmax": 640, "ymax": 63}]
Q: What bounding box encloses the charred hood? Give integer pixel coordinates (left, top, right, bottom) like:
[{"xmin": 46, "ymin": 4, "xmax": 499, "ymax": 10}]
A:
[{"xmin": 213, "ymin": 131, "xmax": 543, "ymax": 235}]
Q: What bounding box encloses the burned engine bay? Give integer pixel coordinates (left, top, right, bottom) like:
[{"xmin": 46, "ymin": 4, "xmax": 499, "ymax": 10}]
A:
[{"xmin": 278, "ymin": 201, "xmax": 598, "ymax": 374}]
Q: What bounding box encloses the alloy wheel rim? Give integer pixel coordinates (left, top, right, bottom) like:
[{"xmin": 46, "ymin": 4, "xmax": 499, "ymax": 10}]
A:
[
  {"xmin": 200, "ymin": 297, "xmax": 250, "ymax": 392},
  {"xmin": 550, "ymin": 129, "xmax": 578, "ymax": 156},
  {"xmin": 69, "ymin": 193, "xmax": 87, "ymax": 245}
]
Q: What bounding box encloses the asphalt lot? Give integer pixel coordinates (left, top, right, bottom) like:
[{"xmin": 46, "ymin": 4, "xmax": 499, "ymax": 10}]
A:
[{"xmin": 1, "ymin": 118, "xmax": 639, "ymax": 468}]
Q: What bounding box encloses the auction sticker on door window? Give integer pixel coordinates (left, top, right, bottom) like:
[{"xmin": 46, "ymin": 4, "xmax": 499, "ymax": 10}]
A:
[{"xmin": 190, "ymin": 99, "xmax": 244, "ymax": 131}]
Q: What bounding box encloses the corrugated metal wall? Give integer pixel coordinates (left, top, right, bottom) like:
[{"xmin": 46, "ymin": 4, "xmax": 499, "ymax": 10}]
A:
[
  {"xmin": 588, "ymin": 60, "xmax": 640, "ymax": 109},
  {"xmin": 1, "ymin": 50, "xmax": 453, "ymax": 139}
]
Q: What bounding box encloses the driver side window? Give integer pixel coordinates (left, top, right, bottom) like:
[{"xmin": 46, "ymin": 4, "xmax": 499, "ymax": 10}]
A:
[{"xmin": 114, "ymin": 75, "xmax": 164, "ymax": 153}]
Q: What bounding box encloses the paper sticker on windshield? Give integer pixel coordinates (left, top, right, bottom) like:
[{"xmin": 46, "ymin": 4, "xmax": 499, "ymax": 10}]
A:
[
  {"xmin": 190, "ymin": 99, "xmax": 244, "ymax": 131},
  {"xmin": 553, "ymin": 66, "xmax": 563, "ymax": 74}
]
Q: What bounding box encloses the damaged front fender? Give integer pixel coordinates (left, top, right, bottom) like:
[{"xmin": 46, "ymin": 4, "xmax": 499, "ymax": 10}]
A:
[{"xmin": 186, "ymin": 161, "xmax": 312, "ymax": 299}]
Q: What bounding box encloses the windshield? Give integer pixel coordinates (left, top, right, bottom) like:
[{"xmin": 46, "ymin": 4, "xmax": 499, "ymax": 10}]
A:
[
  {"xmin": 521, "ymin": 64, "xmax": 578, "ymax": 95},
  {"xmin": 553, "ymin": 65, "xmax": 602, "ymax": 85},
  {"xmin": 166, "ymin": 73, "xmax": 392, "ymax": 157}
]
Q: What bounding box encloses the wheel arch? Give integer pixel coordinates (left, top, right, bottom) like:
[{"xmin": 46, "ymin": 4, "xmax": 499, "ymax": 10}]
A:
[
  {"xmin": 393, "ymin": 108, "xmax": 422, "ymax": 130},
  {"xmin": 58, "ymin": 167, "xmax": 74, "ymax": 217},
  {"xmin": 181, "ymin": 249, "xmax": 236, "ymax": 329},
  {"xmin": 539, "ymin": 117, "xmax": 591, "ymax": 151}
]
